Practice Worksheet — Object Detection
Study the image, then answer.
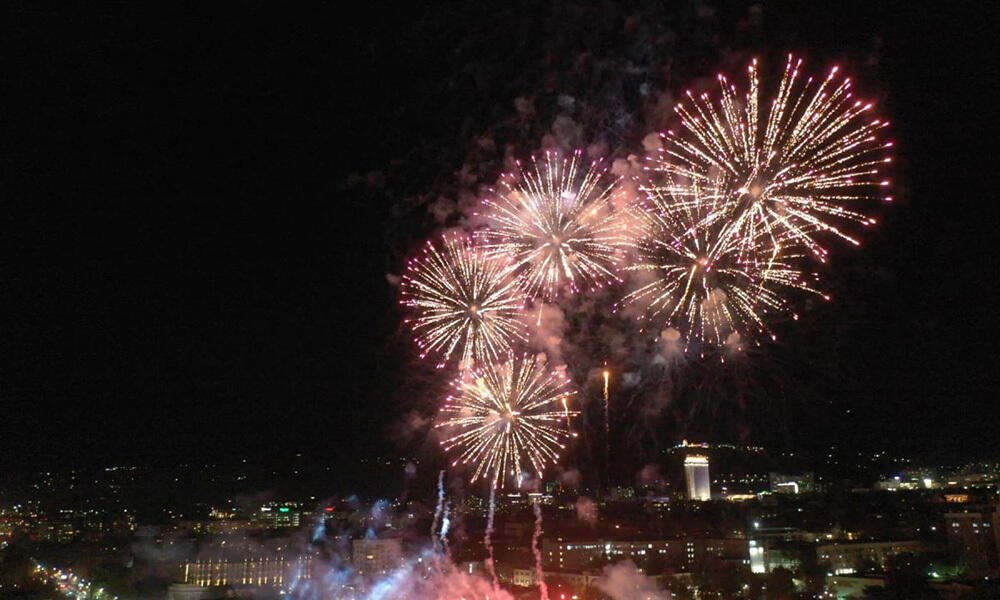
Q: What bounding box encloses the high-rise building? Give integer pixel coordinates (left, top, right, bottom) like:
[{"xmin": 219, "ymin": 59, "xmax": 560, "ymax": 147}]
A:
[{"xmin": 684, "ymin": 455, "xmax": 711, "ymax": 501}]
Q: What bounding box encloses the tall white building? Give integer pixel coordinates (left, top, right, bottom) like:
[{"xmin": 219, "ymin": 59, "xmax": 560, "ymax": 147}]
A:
[{"xmin": 684, "ymin": 455, "xmax": 711, "ymax": 501}]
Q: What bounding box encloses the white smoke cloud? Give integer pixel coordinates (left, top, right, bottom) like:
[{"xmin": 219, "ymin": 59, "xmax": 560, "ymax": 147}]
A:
[
  {"xmin": 527, "ymin": 302, "xmax": 567, "ymax": 365},
  {"xmin": 428, "ymin": 195, "xmax": 457, "ymax": 224},
  {"xmin": 574, "ymin": 496, "xmax": 598, "ymax": 526},
  {"xmin": 642, "ymin": 132, "xmax": 663, "ymax": 152},
  {"xmin": 725, "ymin": 331, "xmax": 742, "ymax": 350},
  {"xmin": 365, "ymin": 553, "xmax": 513, "ymax": 600},
  {"xmin": 621, "ymin": 371, "xmax": 641, "ymax": 388},
  {"xmin": 513, "ymin": 96, "xmax": 535, "ymax": 119},
  {"xmin": 647, "ymin": 93, "xmax": 675, "ymax": 131},
  {"xmin": 617, "ymin": 266, "xmax": 661, "ymax": 320},
  {"xmin": 586, "ymin": 142, "xmax": 609, "ymax": 160},
  {"xmin": 391, "ymin": 410, "xmax": 432, "ymax": 443},
  {"xmin": 611, "ymin": 154, "xmax": 644, "ymax": 179},
  {"xmin": 658, "ymin": 327, "xmax": 684, "ymax": 360},
  {"xmin": 549, "ymin": 115, "xmax": 584, "ymax": 149},
  {"xmin": 594, "ymin": 560, "xmax": 670, "ymax": 600},
  {"xmin": 475, "ymin": 135, "xmax": 496, "ymax": 151},
  {"xmin": 558, "ymin": 467, "xmax": 583, "ymax": 490},
  {"xmin": 517, "ymin": 471, "xmax": 543, "ymax": 493}
]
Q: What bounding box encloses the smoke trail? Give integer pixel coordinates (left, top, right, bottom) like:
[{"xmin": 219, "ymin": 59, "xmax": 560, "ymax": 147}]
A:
[
  {"xmin": 431, "ymin": 470, "xmax": 445, "ymax": 552},
  {"xmin": 440, "ymin": 501, "xmax": 451, "ymax": 559},
  {"xmin": 484, "ymin": 486, "xmax": 499, "ymax": 589},
  {"xmin": 311, "ymin": 523, "xmax": 325, "ymax": 544},
  {"xmin": 531, "ymin": 498, "xmax": 549, "ymax": 600}
]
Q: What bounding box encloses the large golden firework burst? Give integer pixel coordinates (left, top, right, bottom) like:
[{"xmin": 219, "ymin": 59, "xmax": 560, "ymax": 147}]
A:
[{"xmin": 437, "ymin": 355, "xmax": 577, "ymax": 489}]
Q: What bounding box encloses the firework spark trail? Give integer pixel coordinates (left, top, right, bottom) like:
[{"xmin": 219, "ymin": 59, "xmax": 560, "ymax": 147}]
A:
[
  {"xmin": 485, "ymin": 487, "xmax": 499, "ymax": 589},
  {"xmin": 479, "ymin": 149, "xmax": 626, "ymax": 302},
  {"xmin": 436, "ymin": 355, "xmax": 578, "ymax": 594},
  {"xmin": 653, "ymin": 55, "xmax": 891, "ymax": 262},
  {"xmin": 401, "ymin": 234, "xmax": 528, "ymax": 369},
  {"xmin": 603, "ymin": 368, "xmax": 611, "ymax": 482},
  {"xmin": 531, "ymin": 498, "xmax": 549, "ymax": 600},
  {"xmin": 431, "ymin": 470, "xmax": 445, "ymax": 553},
  {"xmin": 603, "ymin": 368, "xmax": 610, "ymax": 439},
  {"xmin": 621, "ymin": 178, "xmax": 824, "ymax": 351},
  {"xmin": 437, "ymin": 354, "xmax": 578, "ymax": 489}
]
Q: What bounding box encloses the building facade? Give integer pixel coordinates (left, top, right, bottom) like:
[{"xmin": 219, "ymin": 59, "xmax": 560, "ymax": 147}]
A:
[
  {"xmin": 684, "ymin": 455, "xmax": 711, "ymax": 501},
  {"xmin": 945, "ymin": 507, "xmax": 1000, "ymax": 578},
  {"xmin": 352, "ymin": 537, "xmax": 403, "ymax": 580},
  {"xmin": 542, "ymin": 537, "xmax": 747, "ymax": 571},
  {"xmin": 816, "ymin": 540, "xmax": 925, "ymax": 575},
  {"xmin": 182, "ymin": 554, "xmax": 311, "ymax": 588}
]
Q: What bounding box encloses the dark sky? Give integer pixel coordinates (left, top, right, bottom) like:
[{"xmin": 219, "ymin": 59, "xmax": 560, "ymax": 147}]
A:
[{"xmin": 3, "ymin": 1, "xmax": 998, "ymax": 481}]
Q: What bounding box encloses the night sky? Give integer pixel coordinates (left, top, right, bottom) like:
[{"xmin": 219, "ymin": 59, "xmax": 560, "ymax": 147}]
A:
[{"xmin": 3, "ymin": 2, "xmax": 998, "ymax": 483}]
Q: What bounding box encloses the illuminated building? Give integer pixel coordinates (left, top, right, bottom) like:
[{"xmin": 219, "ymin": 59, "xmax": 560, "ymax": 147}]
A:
[
  {"xmin": 541, "ymin": 537, "xmax": 747, "ymax": 571},
  {"xmin": 254, "ymin": 503, "xmax": 302, "ymax": 529},
  {"xmin": 352, "ymin": 537, "xmax": 403, "ymax": 579},
  {"xmin": 748, "ymin": 541, "xmax": 807, "ymax": 574},
  {"xmin": 167, "ymin": 583, "xmax": 210, "ymax": 600},
  {"xmin": 942, "ymin": 493, "xmax": 970, "ymax": 503},
  {"xmin": 769, "ymin": 472, "xmax": 815, "ymax": 494},
  {"xmin": 748, "ymin": 540, "xmax": 765, "ymax": 573},
  {"xmin": 181, "ymin": 554, "xmax": 311, "ymax": 587},
  {"xmin": 684, "ymin": 455, "xmax": 711, "ymax": 501},
  {"xmin": 945, "ymin": 507, "xmax": 1000, "ymax": 578},
  {"xmin": 816, "ymin": 540, "xmax": 925, "ymax": 575}
]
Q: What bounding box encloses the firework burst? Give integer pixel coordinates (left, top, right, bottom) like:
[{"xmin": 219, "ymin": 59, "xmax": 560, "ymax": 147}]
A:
[
  {"xmin": 437, "ymin": 355, "xmax": 577, "ymax": 488},
  {"xmin": 621, "ymin": 179, "xmax": 824, "ymax": 351},
  {"xmin": 400, "ymin": 235, "xmax": 528, "ymax": 369},
  {"xmin": 653, "ymin": 55, "xmax": 891, "ymax": 260},
  {"xmin": 479, "ymin": 150, "xmax": 625, "ymax": 301}
]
